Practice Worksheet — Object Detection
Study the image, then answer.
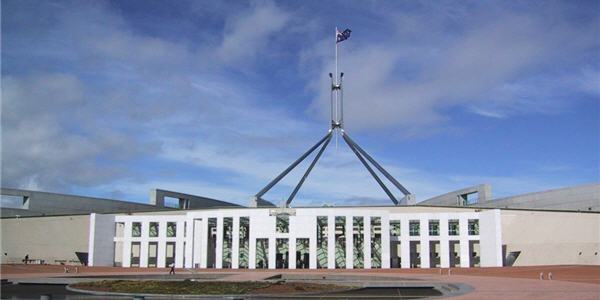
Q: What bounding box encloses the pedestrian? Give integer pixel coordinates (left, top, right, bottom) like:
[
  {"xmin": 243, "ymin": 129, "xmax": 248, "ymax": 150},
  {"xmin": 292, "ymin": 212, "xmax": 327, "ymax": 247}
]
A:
[
  {"xmin": 548, "ymin": 272, "xmax": 553, "ymax": 280},
  {"xmin": 539, "ymin": 272, "xmax": 544, "ymax": 280},
  {"xmin": 24, "ymin": 254, "xmax": 29, "ymax": 264},
  {"xmin": 169, "ymin": 263, "xmax": 175, "ymax": 275}
]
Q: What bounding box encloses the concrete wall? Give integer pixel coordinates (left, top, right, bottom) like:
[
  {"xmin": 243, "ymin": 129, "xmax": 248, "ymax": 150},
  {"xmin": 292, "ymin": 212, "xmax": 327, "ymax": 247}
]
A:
[
  {"xmin": 477, "ymin": 183, "xmax": 600, "ymax": 212},
  {"xmin": 150, "ymin": 189, "xmax": 240, "ymax": 209},
  {"xmin": 501, "ymin": 210, "xmax": 600, "ymax": 266},
  {"xmin": 1, "ymin": 215, "xmax": 90, "ymax": 264},
  {"xmin": 419, "ymin": 184, "xmax": 492, "ymax": 206},
  {"xmin": 0, "ymin": 188, "xmax": 167, "ymax": 217},
  {"xmin": 88, "ymin": 213, "xmax": 116, "ymax": 266}
]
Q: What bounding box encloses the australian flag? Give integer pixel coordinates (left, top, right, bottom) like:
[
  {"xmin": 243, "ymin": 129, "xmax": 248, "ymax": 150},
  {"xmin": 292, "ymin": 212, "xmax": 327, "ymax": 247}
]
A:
[{"xmin": 336, "ymin": 28, "xmax": 351, "ymax": 43}]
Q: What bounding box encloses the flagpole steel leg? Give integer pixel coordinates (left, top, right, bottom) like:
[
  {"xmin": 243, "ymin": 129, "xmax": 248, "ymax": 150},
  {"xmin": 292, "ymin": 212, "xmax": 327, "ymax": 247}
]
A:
[
  {"xmin": 286, "ymin": 132, "xmax": 332, "ymax": 206},
  {"xmin": 344, "ymin": 133, "xmax": 411, "ymax": 196},
  {"xmin": 342, "ymin": 133, "xmax": 399, "ymax": 205},
  {"xmin": 255, "ymin": 132, "xmax": 332, "ymax": 199}
]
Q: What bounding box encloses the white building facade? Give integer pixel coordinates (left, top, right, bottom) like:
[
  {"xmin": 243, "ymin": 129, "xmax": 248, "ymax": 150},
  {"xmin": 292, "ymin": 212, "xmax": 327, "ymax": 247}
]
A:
[{"xmin": 88, "ymin": 207, "xmax": 503, "ymax": 269}]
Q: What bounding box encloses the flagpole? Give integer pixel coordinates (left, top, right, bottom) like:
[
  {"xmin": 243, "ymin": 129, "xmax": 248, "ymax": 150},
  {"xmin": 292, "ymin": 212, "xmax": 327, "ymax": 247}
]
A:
[{"xmin": 334, "ymin": 27, "xmax": 339, "ymax": 150}]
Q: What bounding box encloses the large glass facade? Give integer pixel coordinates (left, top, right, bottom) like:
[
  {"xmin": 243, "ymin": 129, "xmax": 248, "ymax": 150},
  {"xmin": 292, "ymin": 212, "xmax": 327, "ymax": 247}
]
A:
[
  {"xmin": 353, "ymin": 217, "xmax": 364, "ymax": 268},
  {"xmin": 316, "ymin": 216, "xmax": 328, "ymax": 268},
  {"xmin": 222, "ymin": 217, "xmax": 233, "ymax": 268},
  {"xmin": 239, "ymin": 217, "xmax": 250, "ymax": 268},
  {"xmin": 335, "ymin": 216, "xmax": 346, "ymax": 268},
  {"xmin": 371, "ymin": 217, "xmax": 382, "ymax": 268},
  {"xmin": 256, "ymin": 238, "xmax": 269, "ymax": 269},
  {"xmin": 296, "ymin": 238, "xmax": 310, "ymax": 269}
]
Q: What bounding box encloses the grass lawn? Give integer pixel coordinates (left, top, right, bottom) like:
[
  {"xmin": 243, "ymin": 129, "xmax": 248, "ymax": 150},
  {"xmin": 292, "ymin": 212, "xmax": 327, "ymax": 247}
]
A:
[{"xmin": 71, "ymin": 280, "xmax": 351, "ymax": 295}]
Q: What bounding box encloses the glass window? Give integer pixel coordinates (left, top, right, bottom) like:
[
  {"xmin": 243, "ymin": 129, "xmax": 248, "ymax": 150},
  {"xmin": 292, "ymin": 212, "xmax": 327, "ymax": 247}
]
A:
[
  {"xmin": 239, "ymin": 217, "xmax": 250, "ymax": 269},
  {"xmin": 276, "ymin": 215, "xmax": 289, "ymax": 233},
  {"xmin": 335, "ymin": 216, "xmax": 346, "ymax": 268},
  {"xmin": 149, "ymin": 222, "xmax": 159, "ymax": 237},
  {"xmin": 449, "ymin": 219, "xmax": 460, "ymax": 236},
  {"xmin": 132, "ymin": 222, "xmax": 141, "ymax": 237},
  {"xmin": 468, "ymin": 219, "xmax": 479, "ymax": 235},
  {"xmin": 390, "ymin": 220, "xmax": 401, "ymax": 237},
  {"xmin": 167, "ymin": 222, "xmax": 177, "ymax": 237},
  {"xmin": 429, "ymin": 220, "xmax": 440, "ymax": 236},
  {"xmin": 316, "ymin": 216, "xmax": 328, "ymax": 269},
  {"xmin": 409, "ymin": 220, "xmax": 420, "ymax": 236}
]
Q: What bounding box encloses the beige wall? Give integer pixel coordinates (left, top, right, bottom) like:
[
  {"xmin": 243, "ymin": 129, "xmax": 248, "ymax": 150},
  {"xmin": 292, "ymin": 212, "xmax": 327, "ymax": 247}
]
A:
[
  {"xmin": 501, "ymin": 210, "xmax": 600, "ymax": 266},
  {"xmin": 1, "ymin": 215, "xmax": 90, "ymax": 264}
]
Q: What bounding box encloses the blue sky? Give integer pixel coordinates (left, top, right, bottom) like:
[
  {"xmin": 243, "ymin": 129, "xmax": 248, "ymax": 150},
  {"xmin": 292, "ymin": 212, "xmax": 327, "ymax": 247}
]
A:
[{"xmin": 2, "ymin": 0, "xmax": 598, "ymax": 206}]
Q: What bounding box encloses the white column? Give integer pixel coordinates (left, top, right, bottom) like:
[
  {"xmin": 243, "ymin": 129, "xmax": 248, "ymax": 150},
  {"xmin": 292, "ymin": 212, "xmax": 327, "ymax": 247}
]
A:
[
  {"xmin": 420, "ymin": 218, "xmax": 430, "ymax": 268},
  {"xmin": 200, "ymin": 218, "xmax": 208, "ymax": 268},
  {"xmin": 268, "ymin": 238, "xmax": 276, "ymax": 269},
  {"xmin": 400, "ymin": 218, "xmax": 410, "ymax": 268},
  {"xmin": 175, "ymin": 220, "xmax": 185, "ymax": 268},
  {"xmin": 215, "ymin": 217, "xmax": 223, "ymax": 269},
  {"xmin": 192, "ymin": 219, "xmax": 202, "ymax": 268},
  {"xmin": 232, "ymin": 217, "xmax": 240, "ymax": 269},
  {"xmin": 381, "ymin": 214, "xmax": 390, "ymax": 268},
  {"xmin": 345, "ymin": 216, "xmax": 353, "ymax": 269},
  {"xmin": 249, "ymin": 216, "xmax": 256, "ymax": 269},
  {"xmin": 289, "ymin": 238, "xmax": 297, "ymax": 269},
  {"xmin": 459, "ymin": 216, "xmax": 470, "ymax": 268},
  {"xmin": 364, "ymin": 217, "xmax": 372, "ymax": 269},
  {"xmin": 185, "ymin": 218, "xmax": 194, "ymax": 268},
  {"xmin": 479, "ymin": 210, "xmax": 503, "ymax": 267},
  {"xmin": 157, "ymin": 221, "xmax": 167, "ymax": 268},
  {"xmin": 327, "ymin": 215, "xmax": 335, "ymax": 269},
  {"xmin": 440, "ymin": 214, "xmax": 450, "ymax": 268},
  {"xmin": 123, "ymin": 222, "xmax": 132, "ymax": 267},
  {"xmin": 309, "ymin": 217, "xmax": 317, "ymax": 269},
  {"xmin": 140, "ymin": 222, "xmax": 149, "ymax": 268}
]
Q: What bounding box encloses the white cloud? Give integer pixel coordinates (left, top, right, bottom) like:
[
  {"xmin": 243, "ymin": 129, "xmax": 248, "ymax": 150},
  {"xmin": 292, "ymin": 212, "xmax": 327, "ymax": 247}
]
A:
[
  {"xmin": 217, "ymin": 1, "xmax": 290, "ymax": 64},
  {"xmin": 306, "ymin": 6, "xmax": 599, "ymax": 132}
]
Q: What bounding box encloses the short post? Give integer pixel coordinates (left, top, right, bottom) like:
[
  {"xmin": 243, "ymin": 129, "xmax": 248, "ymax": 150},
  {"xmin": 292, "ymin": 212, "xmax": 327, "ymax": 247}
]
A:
[{"xmin": 448, "ymin": 268, "xmax": 452, "ymax": 276}]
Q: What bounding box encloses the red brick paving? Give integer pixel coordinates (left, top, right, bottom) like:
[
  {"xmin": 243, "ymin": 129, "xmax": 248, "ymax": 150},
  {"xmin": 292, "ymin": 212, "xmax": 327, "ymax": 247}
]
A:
[{"xmin": 2, "ymin": 264, "xmax": 599, "ymax": 299}]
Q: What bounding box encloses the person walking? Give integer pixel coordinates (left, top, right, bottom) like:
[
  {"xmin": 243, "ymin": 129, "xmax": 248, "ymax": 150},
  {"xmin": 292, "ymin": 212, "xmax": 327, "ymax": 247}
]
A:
[
  {"xmin": 169, "ymin": 263, "xmax": 175, "ymax": 275},
  {"xmin": 24, "ymin": 254, "xmax": 29, "ymax": 264}
]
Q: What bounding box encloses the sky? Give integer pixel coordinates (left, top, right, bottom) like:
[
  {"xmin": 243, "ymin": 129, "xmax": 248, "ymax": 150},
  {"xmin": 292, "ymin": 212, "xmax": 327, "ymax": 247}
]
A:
[{"xmin": 1, "ymin": 0, "xmax": 599, "ymax": 207}]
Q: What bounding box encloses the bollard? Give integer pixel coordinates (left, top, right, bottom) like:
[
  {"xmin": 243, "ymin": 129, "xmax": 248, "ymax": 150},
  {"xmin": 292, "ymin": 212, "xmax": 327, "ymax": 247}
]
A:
[
  {"xmin": 40, "ymin": 295, "xmax": 52, "ymax": 300},
  {"xmin": 448, "ymin": 268, "xmax": 452, "ymax": 276},
  {"xmin": 75, "ymin": 266, "xmax": 79, "ymax": 273},
  {"xmin": 539, "ymin": 272, "xmax": 544, "ymax": 280},
  {"xmin": 548, "ymin": 272, "xmax": 553, "ymax": 280},
  {"xmin": 439, "ymin": 268, "xmax": 442, "ymax": 275}
]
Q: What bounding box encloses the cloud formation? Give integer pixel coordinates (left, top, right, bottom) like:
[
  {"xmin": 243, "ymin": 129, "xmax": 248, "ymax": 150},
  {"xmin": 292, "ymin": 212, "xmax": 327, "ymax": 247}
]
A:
[{"xmin": 1, "ymin": 1, "xmax": 597, "ymax": 205}]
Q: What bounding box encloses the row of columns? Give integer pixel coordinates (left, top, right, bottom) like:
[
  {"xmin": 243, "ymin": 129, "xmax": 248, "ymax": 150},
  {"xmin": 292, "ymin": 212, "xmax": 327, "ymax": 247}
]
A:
[{"xmin": 117, "ymin": 215, "xmax": 478, "ymax": 269}]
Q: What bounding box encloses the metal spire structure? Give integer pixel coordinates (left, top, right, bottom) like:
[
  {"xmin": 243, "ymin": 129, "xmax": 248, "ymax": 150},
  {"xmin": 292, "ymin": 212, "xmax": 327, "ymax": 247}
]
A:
[{"xmin": 253, "ymin": 28, "xmax": 412, "ymax": 207}]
